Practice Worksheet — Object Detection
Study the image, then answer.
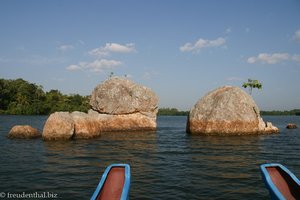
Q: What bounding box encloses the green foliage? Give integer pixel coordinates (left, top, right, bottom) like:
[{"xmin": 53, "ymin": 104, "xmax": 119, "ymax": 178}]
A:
[
  {"xmin": 260, "ymin": 109, "xmax": 300, "ymax": 116},
  {"xmin": 242, "ymin": 79, "xmax": 262, "ymax": 95},
  {"xmin": 158, "ymin": 107, "xmax": 189, "ymax": 116},
  {"xmin": 0, "ymin": 78, "xmax": 89, "ymax": 115},
  {"xmin": 109, "ymin": 72, "xmax": 114, "ymax": 78}
]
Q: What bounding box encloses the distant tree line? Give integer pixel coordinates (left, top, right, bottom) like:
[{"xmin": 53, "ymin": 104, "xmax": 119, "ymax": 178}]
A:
[
  {"xmin": 0, "ymin": 78, "xmax": 89, "ymax": 115},
  {"xmin": 158, "ymin": 107, "xmax": 189, "ymax": 116},
  {"xmin": 157, "ymin": 108, "xmax": 300, "ymax": 116},
  {"xmin": 1, "ymin": 78, "xmax": 299, "ymax": 116},
  {"xmin": 260, "ymin": 109, "xmax": 300, "ymax": 116}
]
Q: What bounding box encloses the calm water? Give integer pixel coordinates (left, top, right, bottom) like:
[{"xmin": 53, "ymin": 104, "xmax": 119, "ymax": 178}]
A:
[{"xmin": 0, "ymin": 115, "xmax": 299, "ymax": 199}]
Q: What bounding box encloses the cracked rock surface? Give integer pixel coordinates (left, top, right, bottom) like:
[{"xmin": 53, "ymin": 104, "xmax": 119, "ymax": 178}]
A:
[
  {"xmin": 187, "ymin": 86, "xmax": 279, "ymax": 135},
  {"xmin": 43, "ymin": 77, "xmax": 159, "ymax": 140},
  {"xmin": 90, "ymin": 77, "xmax": 158, "ymax": 118}
]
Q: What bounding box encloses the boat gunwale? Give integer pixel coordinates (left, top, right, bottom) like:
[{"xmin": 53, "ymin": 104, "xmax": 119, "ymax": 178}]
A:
[
  {"xmin": 90, "ymin": 163, "xmax": 131, "ymax": 200},
  {"xmin": 260, "ymin": 163, "xmax": 300, "ymax": 200}
]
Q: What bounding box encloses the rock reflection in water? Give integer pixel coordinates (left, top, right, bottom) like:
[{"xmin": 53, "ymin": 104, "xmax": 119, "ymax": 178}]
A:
[
  {"xmin": 42, "ymin": 131, "xmax": 158, "ymax": 199},
  {"xmin": 184, "ymin": 135, "xmax": 265, "ymax": 199}
]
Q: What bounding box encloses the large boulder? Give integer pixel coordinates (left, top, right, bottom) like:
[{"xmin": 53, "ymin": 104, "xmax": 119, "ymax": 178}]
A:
[
  {"xmin": 187, "ymin": 86, "xmax": 279, "ymax": 135},
  {"xmin": 43, "ymin": 112, "xmax": 75, "ymax": 140},
  {"xmin": 90, "ymin": 77, "xmax": 158, "ymax": 118},
  {"xmin": 42, "ymin": 111, "xmax": 102, "ymax": 140},
  {"xmin": 88, "ymin": 109, "xmax": 156, "ymax": 132},
  {"xmin": 8, "ymin": 125, "xmax": 41, "ymax": 139},
  {"xmin": 71, "ymin": 111, "xmax": 101, "ymax": 139}
]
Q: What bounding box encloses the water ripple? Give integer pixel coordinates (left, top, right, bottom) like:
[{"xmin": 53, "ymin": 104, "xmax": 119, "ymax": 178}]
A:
[{"xmin": 0, "ymin": 115, "xmax": 299, "ymax": 199}]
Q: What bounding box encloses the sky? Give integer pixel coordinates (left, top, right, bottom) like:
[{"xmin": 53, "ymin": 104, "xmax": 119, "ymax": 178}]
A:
[{"xmin": 1, "ymin": 0, "xmax": 300, "ymax": 111}]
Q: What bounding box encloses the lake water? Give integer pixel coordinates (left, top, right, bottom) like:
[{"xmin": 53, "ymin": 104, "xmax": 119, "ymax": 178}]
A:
[{"xmin": 0, "ymin": 115, "xmax": 299, "ymax": 199}]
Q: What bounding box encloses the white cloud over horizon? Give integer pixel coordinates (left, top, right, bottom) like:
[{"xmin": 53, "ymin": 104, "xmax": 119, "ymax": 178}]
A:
[
  {"xmin": 67, "ymin": 42, "xmax": 135, "ymax": 73},
  {"xmin": 247, "ymin": 53, "xmax": 300, "ymax": 64},
  {"xmin": 180, "ymin": 37, "xmax": 226, "ymax": 52},
  {"xmin": 89, "ymin": 43, "xmax": 136, "ymax": 57},
  {"xmin": 66, "ymin": 59, "xmax": 122, "ymax": 73}
]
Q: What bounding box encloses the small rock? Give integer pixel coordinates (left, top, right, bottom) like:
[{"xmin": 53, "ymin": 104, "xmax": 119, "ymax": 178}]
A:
[
  {"xmin": 286, "ymin": 123, "xmax": 297, "ymax": 129},
  {"xmin": 8, "ymin": 125, "xmax": 41, "ymax": 139}
]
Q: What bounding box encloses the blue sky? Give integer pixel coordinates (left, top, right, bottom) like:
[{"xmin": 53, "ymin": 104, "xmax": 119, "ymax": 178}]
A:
[{"xmin": 1, "ymin": 0, "xmax": 300, "ymax": 111}]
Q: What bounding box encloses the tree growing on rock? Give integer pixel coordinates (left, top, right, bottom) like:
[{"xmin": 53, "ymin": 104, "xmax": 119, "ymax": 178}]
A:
[{"xmin": 242, "ymin": 79, "xmax": 262, "ymax": 95}]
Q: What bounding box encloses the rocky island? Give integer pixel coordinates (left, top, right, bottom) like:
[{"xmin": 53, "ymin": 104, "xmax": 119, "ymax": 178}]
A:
[
  {"xmin": 42, "ymin": 77, "xmax": 159, "ymax": 140},
  {"xmin": 186, "ymin": 86, "xmax": 279, "ymax": 135}
]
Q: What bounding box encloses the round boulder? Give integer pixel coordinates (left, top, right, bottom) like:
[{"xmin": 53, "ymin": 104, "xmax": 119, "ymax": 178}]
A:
[
  {"xmin": 8, "ymin": 125, "xmax": 41, "ymax": 139},
  {"xmin": 187, "ymin": 86, "xmax": 279, "ymax": 135},
  {"xmin": 90, "ymin": 77, "xmax": 158, "ymax": 118},
  {"xmin": 42, "ymin": 112, "xmax": 75, "ymax": 140}
]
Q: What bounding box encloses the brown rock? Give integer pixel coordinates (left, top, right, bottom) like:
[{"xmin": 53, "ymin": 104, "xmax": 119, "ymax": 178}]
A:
[
  {"xmin": 286, "ymin": 123, "xmax": 297, "ymax": 129},
  {"xmin": 90, "ymin": 77, "xmax": 158, "ymax": 118},
  {"xmin": 265, "ymin": 122, "xmax": 280, "ymax": 133},
  {"xmin": 88, "ymin": 109, "xmax": 156, "ymax": 132},
  {"xmin": 71, "ymin": 111, "xmax": 101, "ymax": 139},
  {"xmin": 41, "ymin": 77, "xmax": 159, "ymax": 140},
  {"xmin": 187, "ymin": 86, "xmax": 279, "ymax": 135},
  {"xmin": 42, "ymin": 112, "xmax": 75, "ymax": 140},
  {"xmin": 8, "ymin": 125, "xmax": 41, "ymax": 139}
]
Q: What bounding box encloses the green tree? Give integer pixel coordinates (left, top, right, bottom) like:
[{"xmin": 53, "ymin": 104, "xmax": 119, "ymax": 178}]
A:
[
  {"xmin": 109, "ymin": 72, "xmax": 114, "ymax": 78},
  {"xmin": 0, "ymin": 78, "xmax": 90, "ymax": 115},
  {"xmin": 242, "ymin": 79, "xmax": 262, "ymax": 95},
  {"xmin": 158, "ymin": 107, "xmax": 189, "ymax": 116}
]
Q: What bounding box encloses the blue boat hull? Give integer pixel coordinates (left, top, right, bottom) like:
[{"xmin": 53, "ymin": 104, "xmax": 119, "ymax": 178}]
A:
[
  {"xmin": 91, "ymin": 164, "xmax": 131, "ymax": 200},
  {"xmin": 260, "ymin": 163, "xmax": 300, "ymax": 200}
]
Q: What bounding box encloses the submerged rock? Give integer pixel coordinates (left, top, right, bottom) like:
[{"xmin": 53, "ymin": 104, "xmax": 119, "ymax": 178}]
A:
[
  {"xmin": 186, "ymin": 86, "xmax": 279, "ymax": 135},
  {"xmin": 8, "ymin": 125, "xmax": 41, "ymax": 139}
]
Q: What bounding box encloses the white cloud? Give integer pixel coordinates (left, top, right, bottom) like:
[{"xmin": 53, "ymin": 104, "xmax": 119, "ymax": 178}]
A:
[
  {"xmin": 58, "ymin": 44, "xmax": 74, "ymax": 51},
  {"xmin": 247, "ymin": 53, "xmax": 290, "ymax": 64},
  {"xmin": 66, "ymin": 59, "xmax": 122, "ymax": 73},
  {"xmin": 89, "ymin": 43, "xmax": 136, "ymax": 57},
  {"xmin": 293, "ymin": 29, "xmax": 300, "ymax": 43},
  {"xmin": 77, "ymin": 40, "xmax": 85, "ymax": 45},
  {"xmin": 89, "ymin": 59, "xmax": 122, "ymax": 72},
  {"xmin": 292, "ymin": 54, "xmax": 300, "ymax": 62},
  {"xmin": 66, "ymin": 64, "xmax": 82, "ymax": 71},
  {"xmin": 225, "ymin": 27, "xmax": 232, "ymax": 34},
  {"xmin": 180, "ymin": 37, "xmax": 226, "ymax": 52}
]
